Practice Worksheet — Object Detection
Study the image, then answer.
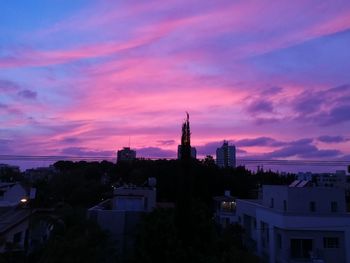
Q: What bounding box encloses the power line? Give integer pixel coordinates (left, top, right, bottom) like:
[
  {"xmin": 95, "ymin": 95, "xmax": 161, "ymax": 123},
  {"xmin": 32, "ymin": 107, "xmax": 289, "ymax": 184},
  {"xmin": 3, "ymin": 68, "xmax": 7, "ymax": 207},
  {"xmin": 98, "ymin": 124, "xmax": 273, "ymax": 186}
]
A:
[{"xmin": 0, "ymin": 155, "xmax": 349, "ymax": 167}]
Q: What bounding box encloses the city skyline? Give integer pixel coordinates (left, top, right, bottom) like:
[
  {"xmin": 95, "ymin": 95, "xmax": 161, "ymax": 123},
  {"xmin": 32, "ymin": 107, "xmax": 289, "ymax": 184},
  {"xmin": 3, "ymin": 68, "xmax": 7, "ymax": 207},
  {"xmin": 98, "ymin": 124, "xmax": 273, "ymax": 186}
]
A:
[{"xmin": 1, "ymin": 1, "xmax": 350, "ymax": 165}]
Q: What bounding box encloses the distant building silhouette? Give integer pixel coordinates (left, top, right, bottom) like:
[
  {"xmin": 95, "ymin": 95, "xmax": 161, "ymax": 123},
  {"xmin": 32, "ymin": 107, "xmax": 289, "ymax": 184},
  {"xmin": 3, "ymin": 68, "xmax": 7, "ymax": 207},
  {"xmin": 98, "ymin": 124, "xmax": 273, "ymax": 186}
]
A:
[
  {"xmin": 216, "ymin": 140, "xmax": 236, "ymax": 168},
  {"xmin": 117, "ymin": 147, "xmax": 136, "ymax": 163},
  {"xmin": 177, "ymin": 145, "xmax": 197, "ymax": 159}
]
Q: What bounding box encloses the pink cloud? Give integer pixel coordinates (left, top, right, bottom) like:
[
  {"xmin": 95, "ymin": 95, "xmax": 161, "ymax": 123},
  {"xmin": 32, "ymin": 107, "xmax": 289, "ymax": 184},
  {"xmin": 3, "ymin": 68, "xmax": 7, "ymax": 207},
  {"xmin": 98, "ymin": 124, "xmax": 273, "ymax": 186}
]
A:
[{"xmin": 1, "ymin": 0, "xmax": 350, "ymax": 162}]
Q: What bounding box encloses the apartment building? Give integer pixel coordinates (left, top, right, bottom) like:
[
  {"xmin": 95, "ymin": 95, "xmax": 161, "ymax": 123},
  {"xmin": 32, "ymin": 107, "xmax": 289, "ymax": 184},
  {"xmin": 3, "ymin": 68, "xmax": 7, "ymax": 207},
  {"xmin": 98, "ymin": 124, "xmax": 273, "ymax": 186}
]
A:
[{"xmin": 236, "ymin": 184, "xmax": 350, "ymax": 263}]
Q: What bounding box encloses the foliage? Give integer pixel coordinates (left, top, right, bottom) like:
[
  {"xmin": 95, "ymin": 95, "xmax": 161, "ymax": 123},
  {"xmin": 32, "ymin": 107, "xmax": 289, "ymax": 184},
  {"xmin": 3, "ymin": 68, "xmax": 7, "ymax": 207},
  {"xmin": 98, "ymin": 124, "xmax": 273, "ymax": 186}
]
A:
[
  {"xmin": 133, "ymin": 206, "xmax": 259, "ymax": 263},
  {"xmin": 29, "ymin": 205, "xmax": 117, "ymax": 263},
  {"xmin": 25, "ymin": 159, "xmax": 293, "ymax": 262}
]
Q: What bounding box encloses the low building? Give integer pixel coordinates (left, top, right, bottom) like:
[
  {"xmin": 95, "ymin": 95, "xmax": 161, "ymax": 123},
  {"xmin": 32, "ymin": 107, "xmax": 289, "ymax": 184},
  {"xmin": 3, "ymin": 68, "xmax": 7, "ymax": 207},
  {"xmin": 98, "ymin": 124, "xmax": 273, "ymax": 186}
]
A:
[
  {"xmin": 236, "ymin": 184, "xmax": 350, "ymax": 263},
  {"xmin": 117, "ymin": 147, "xmax": 136, "ymax": 163},
  {"xmin": 88, "ymin": 178, "xmax": 156, "ymax": 258},
  {"xmin": 213, "ymin": 190, "xmax": 237, "ymax": 228}
]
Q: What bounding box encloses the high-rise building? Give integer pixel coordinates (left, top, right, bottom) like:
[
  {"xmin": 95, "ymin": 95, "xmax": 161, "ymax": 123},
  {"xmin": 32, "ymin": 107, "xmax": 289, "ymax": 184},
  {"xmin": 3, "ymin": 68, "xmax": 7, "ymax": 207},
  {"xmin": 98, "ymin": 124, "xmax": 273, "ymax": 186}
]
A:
[
  {"xmin": 216, "ymin": 140, "xmax": 236, "ymax": 168},
  {"xmin": 117, "ymin": 147, "xmax": 136, "ymax": 163}
]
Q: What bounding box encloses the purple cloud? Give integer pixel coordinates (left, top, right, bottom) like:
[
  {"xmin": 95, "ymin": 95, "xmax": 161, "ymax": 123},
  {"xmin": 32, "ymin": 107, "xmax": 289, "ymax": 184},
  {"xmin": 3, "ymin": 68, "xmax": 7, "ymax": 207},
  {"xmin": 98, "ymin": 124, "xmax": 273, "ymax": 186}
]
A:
[
  {"xmin": 320, "ymin": 105, "xmax": 350, "ymax": 125},
  {"xmin": 0, "ymin": 139, "xmax": 12, "ymax": 153},
  {"xmin": 136, "ymin": 147, "xmax": 176, "ymax": 158},
  {"xmin": 195, "ymin": 141, "xmax": 224, "ymax": 155},
  {"xmin": 264, "ymin": 139, "xmax": 342, "ymax": 159},
  {"xmin": 236, "ymin": 137, "xmax": 286, "ymax": 147},
  {"xmin": 299, "ymin": 149, "xmax": 342, "ymax": 158},
  {"xmin": 18, "ymin": 89, "xmax": 37, "ymax": 99},
  {"xmin": 318, "ymin": 135, "xmax": 349, "ymax": 143},
  {"xmin": 0, "ymin": 103, "xmax": 22, "ymax": 115},
  {"xmin": 61, "ymin": 147, "xmax": 114, "ymax": 157},
  {"xmin": 263, "ymin": 86, "xmax": 283, "ymax": 94},
  {"xmin": 293, "ymin": 93, "xmax": 324, "ymax": 115},
  {"xmin": 292, "ymin": 84, "xmax": 350, "ymax": 125},
  {"xmin": 60, "ymin": 137, "xmax": 82, "ymax": 144},
  {"xmin": 246, "ymin": 99, "xmax": 274, "ymax": 114},
  {"xmin": 0, "ymin": 79, "xmax": 20, "ymax": 92},
  {"xmin": 156, "ymin": 139, "xmax": 176, "ymax": 146}
]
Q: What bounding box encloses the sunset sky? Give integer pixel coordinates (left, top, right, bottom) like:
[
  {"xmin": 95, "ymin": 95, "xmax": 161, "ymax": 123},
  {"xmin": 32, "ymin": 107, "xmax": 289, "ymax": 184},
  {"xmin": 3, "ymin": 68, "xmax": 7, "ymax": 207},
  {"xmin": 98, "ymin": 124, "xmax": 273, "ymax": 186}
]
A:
[{"xmin": 1, "ymin": 0, "xmax": 350, "ymax": 163}]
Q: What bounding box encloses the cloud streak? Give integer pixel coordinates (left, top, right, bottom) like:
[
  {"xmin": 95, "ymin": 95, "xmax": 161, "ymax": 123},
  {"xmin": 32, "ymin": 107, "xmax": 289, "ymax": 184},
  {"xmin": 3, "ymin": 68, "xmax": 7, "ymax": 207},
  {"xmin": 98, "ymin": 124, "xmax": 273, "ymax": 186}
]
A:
[{"xmin": 0, "ymin": 0, "xmax": 349, "ymax": 169}]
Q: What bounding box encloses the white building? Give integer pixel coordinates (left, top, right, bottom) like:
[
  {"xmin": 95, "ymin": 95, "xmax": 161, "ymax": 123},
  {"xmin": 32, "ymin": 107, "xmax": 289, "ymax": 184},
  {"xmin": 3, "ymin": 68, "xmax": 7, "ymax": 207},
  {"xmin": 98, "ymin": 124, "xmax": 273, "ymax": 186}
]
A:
[
  {"xmin": 88, "ymin": 179, "xmax": 156, "ymax": 258},
  {"xmin": 236, "ymin": 184, "xmax": 350, "ymax": 263},
  {"xmin": 216, "ymin": 141, "xmax": 236, "ymax": 168}
]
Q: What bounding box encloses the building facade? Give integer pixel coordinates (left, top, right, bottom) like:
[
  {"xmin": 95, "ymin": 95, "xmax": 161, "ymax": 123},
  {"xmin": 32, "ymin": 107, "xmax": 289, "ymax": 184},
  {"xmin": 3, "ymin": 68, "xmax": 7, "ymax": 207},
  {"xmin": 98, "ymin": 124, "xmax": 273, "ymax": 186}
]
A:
[
  {"xmin": 117, "ymin": 147, "xmax": 136, "ymax": 163},
  {"xmin": 236, "ymin": 185, "xmax": 350, "ymax": 263},
  {"xmin": 213, "ymin": 190, "xmax": 237, "ymax": 228},
  {"xmin": 88, "ymin": 179, "xmax": 156, "ymax": 259},
  {"xmin": 216, "ymin": 141, "xmax": 236, "ymax": 168},
  {"xmin": 297, "ymin": 170, "xmax": 350, "ymax": 195}
]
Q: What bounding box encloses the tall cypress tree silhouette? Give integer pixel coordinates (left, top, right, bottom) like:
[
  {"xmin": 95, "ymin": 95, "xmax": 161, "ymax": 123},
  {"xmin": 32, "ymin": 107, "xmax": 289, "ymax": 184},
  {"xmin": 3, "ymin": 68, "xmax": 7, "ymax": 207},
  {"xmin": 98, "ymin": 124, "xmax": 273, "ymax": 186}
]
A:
[{"xmin": 176, "ymin": 112, "xmax": 194, "ymax": 245}]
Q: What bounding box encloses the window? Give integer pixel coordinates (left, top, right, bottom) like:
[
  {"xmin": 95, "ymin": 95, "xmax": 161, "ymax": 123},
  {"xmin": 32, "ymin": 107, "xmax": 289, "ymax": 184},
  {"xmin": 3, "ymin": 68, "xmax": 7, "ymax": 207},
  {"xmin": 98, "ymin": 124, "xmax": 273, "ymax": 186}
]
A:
[
  {"xmin": 324, "ymin": 237, "xmax": 339, "ymax": 248},
  {"xmin": 290, "ymin": 239, "xmax": 313, "ymax": 259},
  {"xmin": 13, "ymin": 232, "xmax": 22, "ymax": 243},
  {"xmin": 309, "ymin": 201, "xmax": 316, "ymax": 212},
  {"xmin": 283, "ymin": 200, "xmax": 287, "ymax": 212},
  {"xmin": 331, "ymin": 202, "xmax": 338, "ymax": 212},
  {"xmin": 270, "ymin": 198, "xmax": 274, "ymax": 208}
]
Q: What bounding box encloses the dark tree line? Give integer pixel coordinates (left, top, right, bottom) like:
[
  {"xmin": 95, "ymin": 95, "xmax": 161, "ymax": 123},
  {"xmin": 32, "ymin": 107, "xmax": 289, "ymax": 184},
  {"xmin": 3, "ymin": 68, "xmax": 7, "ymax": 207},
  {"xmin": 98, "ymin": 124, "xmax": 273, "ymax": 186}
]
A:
[{"xmin": 16, "ymin": 158, "xmax": 294, "ymax": 263}]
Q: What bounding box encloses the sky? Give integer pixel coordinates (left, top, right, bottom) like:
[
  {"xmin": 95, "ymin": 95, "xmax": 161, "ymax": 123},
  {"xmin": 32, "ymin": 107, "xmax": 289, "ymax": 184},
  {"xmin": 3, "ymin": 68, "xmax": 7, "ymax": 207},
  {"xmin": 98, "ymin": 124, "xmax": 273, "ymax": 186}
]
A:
[{"xmin": 1, "ymin": 0, "xmax": 350, "ymax": 171}]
